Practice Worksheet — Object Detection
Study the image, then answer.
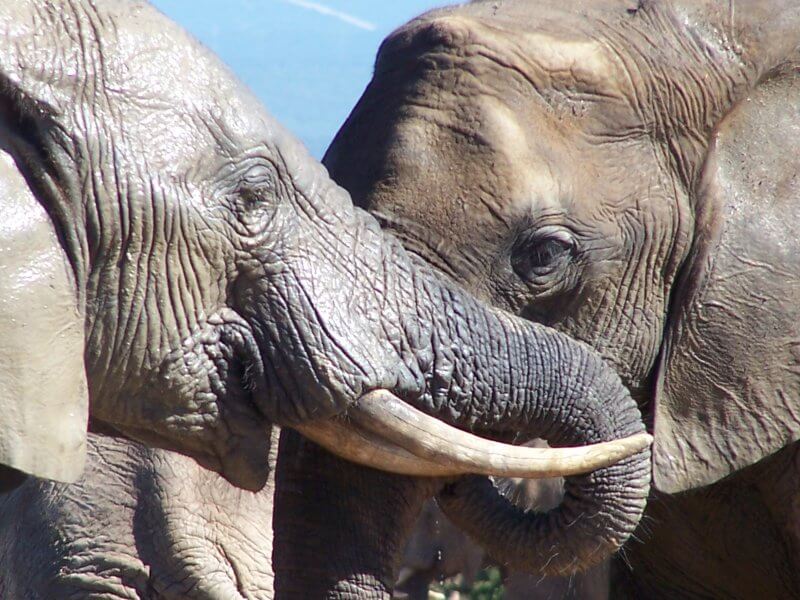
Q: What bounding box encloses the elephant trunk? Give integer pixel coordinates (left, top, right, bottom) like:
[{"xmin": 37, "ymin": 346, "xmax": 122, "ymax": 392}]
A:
[
  {"xmin": 269, "ymin": 165, "xmax": 650, "ymax": 479},
  {"xmin": 295, "ymin": 256, "xmax": 652, "ymax": 573},
  {"xmin": 262, "ymin": 167, "xmax": 653, "ymax": 571},
  {"xmin": 435, "ymin": 362, "xmax": 650, "ymax": 576},
  {"xmin": 411, "ymin": 275, "xmax": 651, "ymax": 575},
  {"xmin": 396, "ymin": 268, "xmax": 651, "ymax": 573}
]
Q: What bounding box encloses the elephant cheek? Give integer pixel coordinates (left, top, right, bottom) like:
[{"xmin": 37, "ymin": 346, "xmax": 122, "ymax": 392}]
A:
[{"xmin": 111, "ymin": 313, "xmax": 274, "ymax": 491}]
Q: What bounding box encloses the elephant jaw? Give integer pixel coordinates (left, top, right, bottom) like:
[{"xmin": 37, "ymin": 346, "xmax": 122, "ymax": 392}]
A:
[{"xmin": 294, "ymin": 389, "xmax": 652, "ymax": 479}]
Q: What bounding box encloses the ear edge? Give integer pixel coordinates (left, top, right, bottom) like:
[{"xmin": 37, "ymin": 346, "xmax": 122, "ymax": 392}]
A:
[{"xmin": 0, "ymin": 147, "xmax": 88, "ymax": 483}]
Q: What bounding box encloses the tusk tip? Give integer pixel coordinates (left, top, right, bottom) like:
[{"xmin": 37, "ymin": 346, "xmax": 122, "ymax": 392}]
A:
[{"xmin": 621, "ymin": 432, "xmax": 654, "ymax": 453}]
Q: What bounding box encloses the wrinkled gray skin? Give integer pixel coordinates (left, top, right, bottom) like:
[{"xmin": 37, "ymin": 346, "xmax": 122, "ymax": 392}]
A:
[
  {"xmin": 0, "ymin": 432, "xmax": 277, "ymax": 599},
  {"xmin": 0, "ymin": 1, "xmax": 653, "ymax": 598},
  {"xmin": 318, "ymin": 0, "xmax": 800, "ymax": 597},
  {"xmin": 0, "ymin": 436, "xmax": 609, "ymax": 600},
  {"xmin": 0, "ymin": 0, "xmax": 646, "ymax": 493}
]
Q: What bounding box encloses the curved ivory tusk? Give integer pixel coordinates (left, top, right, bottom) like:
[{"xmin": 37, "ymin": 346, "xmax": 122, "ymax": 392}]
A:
[
  {"xmin": 294, "ymin": 390, "xmax": 653, "ymax": 479},
  {"xmin": 294, "ymin": 415, "xmax": 462, "ymax": 477}
]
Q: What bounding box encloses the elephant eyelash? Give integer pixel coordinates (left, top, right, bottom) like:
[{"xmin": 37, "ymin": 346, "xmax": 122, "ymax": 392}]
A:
[
  {"xmin": 230, "ymin": 162, "xmax": 281, "ymax": 208},
  {"xmin": 236, "ymin": 177, "xmax": 279, "ymax": 211},
  {"xmin": 240, "ymin": 186, "xmax": 267, "ymax": 206},
  {"xmin": 511, "ymin": 226, "xmax": 577, "ymax": 282}
]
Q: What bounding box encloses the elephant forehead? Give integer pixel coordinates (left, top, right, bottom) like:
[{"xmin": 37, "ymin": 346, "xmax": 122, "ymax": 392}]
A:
[
  {"xmin": 515, "ymin": 31, "xmax": 631, "ymax": 101},
  {"xmin": 392, "ymin": 14, "xmax": 634, "ymax": 105},
  {"xmin": 98, "ymin": 7, "xmax": 275, "ymax": 172},
  {"xmin": 474, "ymin": 95, "xmax": 569, "ymax": 211},
  {"xmin": 366, "ymin": 100, "xmax": 578, "ymax": 269},
  {"xmin": 376, "ymin": 92, "xmax": 583, "ymax": 234},
  {"xmin": 0, "ymin": 1, "xmax": 276, "ymax": 175}
]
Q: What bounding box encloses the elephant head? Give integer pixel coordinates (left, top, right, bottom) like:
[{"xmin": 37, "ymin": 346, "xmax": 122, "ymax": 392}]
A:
[
  {"xmin": 0, "ymin": 0, "xmax": 649, "ymax": 557},
  {"xmin": 324, "ymin": 0, "xmax": 800, "ymax": 574}
]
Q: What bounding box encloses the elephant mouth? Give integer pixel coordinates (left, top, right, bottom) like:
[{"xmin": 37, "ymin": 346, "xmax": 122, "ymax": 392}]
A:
[{"xmin": 294, "ymin": 390, "xmax": 652, "ymax": 480}]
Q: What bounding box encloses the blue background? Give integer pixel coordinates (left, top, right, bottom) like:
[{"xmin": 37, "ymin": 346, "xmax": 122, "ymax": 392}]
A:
[{"xmin": 151, "ymin": 1, "xmax": 442, "ymax": 158}]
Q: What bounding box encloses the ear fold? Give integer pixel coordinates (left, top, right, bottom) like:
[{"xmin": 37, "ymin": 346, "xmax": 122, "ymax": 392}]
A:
[
  {"xmin": 0, "ymin": 149, "xmax": 87, "ymax": 483},
  {"xmin": 652, "ymin": 70, "xmax": 800, "ymax": 493}
]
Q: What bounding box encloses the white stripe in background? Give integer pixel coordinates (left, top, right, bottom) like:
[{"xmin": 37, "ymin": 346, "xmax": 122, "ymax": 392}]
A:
[{"xmin": 282, "ymin": 0, "xmax": 376, "ymax": 31}]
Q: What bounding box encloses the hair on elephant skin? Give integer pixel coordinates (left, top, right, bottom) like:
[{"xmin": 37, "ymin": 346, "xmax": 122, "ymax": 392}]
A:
[
  {"xmin": 283, "ymin": 0, "xmax": 800, "ymax": 597},
  {"xmin": 0, "ymin": 431, "xmax": 278, "ymax": 599}
]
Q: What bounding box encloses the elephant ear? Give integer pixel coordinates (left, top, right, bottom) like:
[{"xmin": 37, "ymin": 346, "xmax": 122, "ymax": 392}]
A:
[
  {"xmin": 0, "ymin": 149, "xmax": 88, "ymax": 483},
  {"xmin": 652, "ymin": 70, "xmax": 800, "ymax": 493}
]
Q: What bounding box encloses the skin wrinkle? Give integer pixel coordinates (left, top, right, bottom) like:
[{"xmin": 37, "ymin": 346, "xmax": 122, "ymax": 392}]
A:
[
  {"xmin": 172, "ymin": 210, "xmax": 197, "ymax": 340},
  {"xmin": 179, "ymin": 207, "xmax": 211, "ymax": 336},
  {"xmin": 43, "ymin": 0, "xmax": 340, "ymax": 468},
  {"xmin": 164, "ymin": 203, "xmax": 187, "ymax": 336},
  {"xmin": 1, "ymin": 1, "xmax": 658, "ymax": 596},
  {"xmin": 396, "ymin": 28, "xmax": 676, "ymax": 382},
  {"xmin": 122, "ymin": 177, "xmax": 165, "ymax": 387},
  {"xmin": 316, "ymin": 0, "xmax": 800, "ymax": 592},
  {"xmin": 609, "ymin": 7, "xmax": 736, "ymax": 183},
  {"xmin": 604, "ymin": 211, "xmax": 654, "ymax": 382},
  {"xmin": 289, "ymin": 275, "xmax": 363, "ymax": 402},
  {"xmin": 146, "ymin": 179, "xmax": 170, "ymax": 360},
  {"xmin": 83, "ymin": 77, "xmax": 237, "ymax": 437},
  {"xmin": 408, "ymin": 15, "xmax": 630, "ymax": 110}
]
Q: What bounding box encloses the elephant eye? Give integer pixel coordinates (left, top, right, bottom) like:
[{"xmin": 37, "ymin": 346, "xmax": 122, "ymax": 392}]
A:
[
  {"xmin": 511, "ymin": 226, "xmax": 576, "ymax": 281},
  {"xmin": 238, "ymin": 164, "xmax": 279, "ymax": 209},
  {"xmin": 228, "ymin": 164, "xmax": 281, "ymax": 236},
  {"xmin": 240, "ymin": 185, "xmax": 268, "ymax": 208}
]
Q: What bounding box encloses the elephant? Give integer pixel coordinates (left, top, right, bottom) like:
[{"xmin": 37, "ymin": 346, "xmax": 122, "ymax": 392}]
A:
[
  {"xmin": 0, "ymin": 0, "xmax": 654, "ymax": 598},
  {"xmin": 0, "ymin": 431, "xmax": 278, "ymax": 599},
  {"xmin": 0, "ymin": 0, "xmax": 649, "ymax": 488},
  {"xmin": 315, "ymin": 0, "xmax": 800, "ymax": 597}
]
